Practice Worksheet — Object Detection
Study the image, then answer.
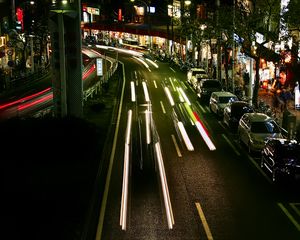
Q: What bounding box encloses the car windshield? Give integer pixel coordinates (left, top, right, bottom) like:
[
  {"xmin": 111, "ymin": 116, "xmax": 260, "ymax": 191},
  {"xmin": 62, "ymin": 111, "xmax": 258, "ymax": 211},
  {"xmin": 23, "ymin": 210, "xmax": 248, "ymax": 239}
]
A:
[
  {"xmin": 251, "ymin": 120, "xmax": 280, "ymax": 133},
  {"xmin": 203, "ymin": 81, "xmax": 221, "ymax": 88},
  {"xmin": 219, "ymin": 96, "xmax": 237, "ymax": 104},
  {"xmin": 193, "ymin": 70, "xmax": 206, "ymax": 76}
]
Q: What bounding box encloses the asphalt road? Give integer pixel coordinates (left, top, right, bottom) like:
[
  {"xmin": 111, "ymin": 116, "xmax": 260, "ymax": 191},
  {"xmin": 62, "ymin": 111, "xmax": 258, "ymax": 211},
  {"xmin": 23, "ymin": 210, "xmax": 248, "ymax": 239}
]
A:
[{"xmin": 100, "ymin": 49, "xmax": 300, "ymax": 240}]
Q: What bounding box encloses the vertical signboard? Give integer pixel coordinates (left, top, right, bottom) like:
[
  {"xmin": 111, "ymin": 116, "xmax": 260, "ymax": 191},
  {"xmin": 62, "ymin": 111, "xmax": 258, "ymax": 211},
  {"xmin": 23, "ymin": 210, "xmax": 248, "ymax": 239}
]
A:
[{"xmin": 96, "ymin": 58, "xmax": 103, "ymax": 76}]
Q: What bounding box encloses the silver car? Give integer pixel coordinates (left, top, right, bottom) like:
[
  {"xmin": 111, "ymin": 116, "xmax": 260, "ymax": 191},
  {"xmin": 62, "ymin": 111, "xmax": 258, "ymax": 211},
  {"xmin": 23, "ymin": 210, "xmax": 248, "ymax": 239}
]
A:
[
  {"xmin": 238, "ymin": 113, "xmax": 283, "ymax": 153},
  {"xmin": 209, "ymin": 91, "xmax": 238, "ymax": 117}
]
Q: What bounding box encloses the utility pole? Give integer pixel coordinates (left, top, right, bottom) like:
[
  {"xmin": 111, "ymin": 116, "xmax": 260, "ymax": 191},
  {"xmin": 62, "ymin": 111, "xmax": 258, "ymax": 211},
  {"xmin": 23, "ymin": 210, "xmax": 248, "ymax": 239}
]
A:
[{"xmin": 49, "ymin": 0, "xmax": 83, "ymax": 118}]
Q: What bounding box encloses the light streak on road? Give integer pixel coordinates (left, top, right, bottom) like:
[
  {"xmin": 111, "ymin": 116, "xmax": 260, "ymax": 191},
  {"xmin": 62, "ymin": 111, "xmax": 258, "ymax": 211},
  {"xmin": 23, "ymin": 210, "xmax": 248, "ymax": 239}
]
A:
[
  {"xmin": 130, "ymin": 81, "xmax": 136, "ymax": 102},
  {"xmin": 153, "ymin": 80, "xmax": 157, "ymax": 88},
  {"xmin": 164, "ymin": 87, "xmax": 175, "ymax": 106},
  {"xmin": 177, "ymin": 121, "xmax": 194, "ymax": 151},
  {"xmin": 82, "ymin": 63, "xmax": 96, "ymax": 80},
  {"xmin": 145, "ymin": 58, "xmax": 159, "ymax": 68},
  {"xmin": 155, "ymin": 142, "xmax": 175, "ymax": 229},
  {"xmin": 176, "ymin": 87, "xmax": 185, "ymax": 103},
  {"xmin": 133, "ymin": 56, "xmax": 151, "ymax": 71},
  {"xmin": 160, "ymin": 101, "xmax": 166, "ymax": 114},
  {"xmin": 178, "ymin": 87, "xmax": 191, "ymax": 105},
  {"xmin": 195, "ymin": 202, "xmax": 214, "ymax": 240},
  {"xmin": 17, "ymin": 93, "xmax": 53, "ymax": 111},
  {"xmin": 145, "ymin": 109, "xmax": 151, "ymax": 144},
  {"xmin": 169, "ymin": 77, "xmax": 176, "ymax": 91},
  {"xmin": 193, "ymin": 111, "xmax": 216, "ymax": 151},
  {"xmin": 120, "ymin": 110, "xmax": 132, "ymax": 230},
  {"xmin": 0, "ymin": 87, "xmax": 52, "ymax": 110},
  {"xmin": 142, "ymin": 81, "xmax": 150, "ymax": 102}
]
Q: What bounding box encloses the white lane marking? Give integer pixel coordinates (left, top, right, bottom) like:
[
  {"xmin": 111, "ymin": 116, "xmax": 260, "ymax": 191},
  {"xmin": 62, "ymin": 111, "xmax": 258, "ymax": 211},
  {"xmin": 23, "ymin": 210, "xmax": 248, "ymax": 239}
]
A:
[
  {"xmin": 196, "ymin": 102, "xmax": 206, "ymax": 113},
  {"xmin": 218, "ymin": 121, "xmax": 226, "ymax": 130},
  {"xmin": 160, "ymin": 101, "xmax": 166, "ymax": 114},
  {"xmin": 221, "ymin": 134, "xmax": 240, "ymax": 156},
  {"xmin": 278, "ymin": 203, "xmax": 300, "ymax": 231},
  {"xmin": 171, "ymin": 134, "xmax": 182, "ymax": 157},
  {"xmin": 195, "ymin": 202, "xmax": 214, "ymax": 240},
  {"xmin": 153, "ymin": 80, "xmax": 158, "ymax": 88},
  {"xmin": 170, "ymin": 67, "xmax": 176, "ymax": 72},
  {"xmin": 290, "ymin": 203, "xmax": 300, "ymax": 217},
  {"xmin": 247, "ymin": 155, "xmax": 272, "ymax": 184}
]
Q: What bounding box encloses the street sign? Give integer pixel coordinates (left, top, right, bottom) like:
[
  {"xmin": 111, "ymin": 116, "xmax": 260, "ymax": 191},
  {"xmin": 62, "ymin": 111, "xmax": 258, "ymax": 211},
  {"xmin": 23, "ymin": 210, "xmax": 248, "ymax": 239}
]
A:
[{"xmin": 96, "ymin": 58, "xmax": 103, "ymax": 76}]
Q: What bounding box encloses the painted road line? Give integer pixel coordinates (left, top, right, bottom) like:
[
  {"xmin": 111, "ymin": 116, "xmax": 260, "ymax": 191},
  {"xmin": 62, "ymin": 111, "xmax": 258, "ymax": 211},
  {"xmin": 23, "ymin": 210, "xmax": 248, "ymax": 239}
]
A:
[
  {"xmin": 195, "ymin": 202, "xmax": 214, "ymax": 240},
  {"xmin": 196, "ymin": 102, "xmax": 206, "ymax": 113},
  {"xmin": 218, "ymin": 121, "xmax": 226, "ymax": 130},
  {"xmin": 290, "ymin": 203, "xmax": 300, "ymax": 217},
  {"xmin": 96, "ymin": 61, "xmax": 126, "ymax": 240},
  {"xmin": 221, "ymin": 134, "xmax": 240, "ymax": 156},
  {"xmin": 170, "ymin": 67, "xmax": 176, "ymax": 73},
  {"xmin": 171, "ymin": 134, "xmax": 182, "ymax": 157},
  {"xmin": 248, "ymin": 156, "xmax": 272, "ymax": 184},
  {"xmin": 278, "ymin": 203, "xmax": 300, "ymax": 231},
  {"xmin": 160, "ymin": 101, "xmax": 166, "ymax": 114},
  {"xmin": 153, "ymin": 80, "xmax": 158, "ymax": 88}
]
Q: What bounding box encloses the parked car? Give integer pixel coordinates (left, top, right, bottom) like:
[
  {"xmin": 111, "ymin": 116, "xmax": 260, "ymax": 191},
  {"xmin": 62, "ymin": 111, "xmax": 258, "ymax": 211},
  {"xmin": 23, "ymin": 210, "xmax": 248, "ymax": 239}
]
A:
[
  {"xmin": 223, "ymin": 101, "xmax": 254, "ymax": 129},
  {"xmin": 238, "ymin": 113, "xmax": 283, "ymax": 153},
  {"xmin": 197, "ymin": 79, "xmax": 223, "ymax": 102},
  {"xmin": 187, "ymin": 68, "xmax": 208, "ymax": 88},
  {"xmin": 261, "ymin": 138, "xmax": 300, "ymax": 182},
  {"xmin": 209, "ymin": 91, "xmax": 238, "ymax": 117}
]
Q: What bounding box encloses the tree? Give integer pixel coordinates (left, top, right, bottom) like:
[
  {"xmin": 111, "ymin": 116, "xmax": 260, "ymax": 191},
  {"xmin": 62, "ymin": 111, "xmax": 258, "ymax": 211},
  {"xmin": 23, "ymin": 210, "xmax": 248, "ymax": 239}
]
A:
[
  {"xmin": 233, "ymin": 0, "xmax": 281, "ymax": 107},
  {"xmin": 282, "ymin": 0, "xmax": 300, "ymax": 87}
]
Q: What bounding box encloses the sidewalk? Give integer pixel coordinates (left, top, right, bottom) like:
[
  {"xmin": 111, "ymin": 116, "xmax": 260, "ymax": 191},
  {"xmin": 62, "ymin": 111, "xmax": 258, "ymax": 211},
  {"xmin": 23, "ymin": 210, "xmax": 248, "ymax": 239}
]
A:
[{"xmin": 258, "ymin": 88, "xmax": 300, "ymax": 139}]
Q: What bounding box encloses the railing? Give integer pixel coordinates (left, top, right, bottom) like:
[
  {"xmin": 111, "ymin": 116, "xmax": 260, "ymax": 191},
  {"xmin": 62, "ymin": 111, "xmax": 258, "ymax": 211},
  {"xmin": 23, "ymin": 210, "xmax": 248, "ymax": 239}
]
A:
[{"xmin": 83, "ymin": 55, "xmax": 119, "ymax": 102}]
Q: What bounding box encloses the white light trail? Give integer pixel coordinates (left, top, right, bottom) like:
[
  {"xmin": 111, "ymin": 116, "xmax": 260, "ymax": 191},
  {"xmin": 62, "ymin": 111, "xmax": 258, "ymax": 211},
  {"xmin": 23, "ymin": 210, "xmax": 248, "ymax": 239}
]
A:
[
  {"xmin": 145, "ymin": 109, "xmax": 151, "ymax": 144},
  {"xmin": 153, "ymin": 80, "xmax": 157, "ymax": 88},
  {"xmin": 178, "ymin": 87, "xmax": 191, "ymax": 105},
  {"xmin": 177, "ymin": 121, "xmax": 194, "ymax": 151},
  {"xmin": 195, "ymin": 121, "xmax": 216, "ymax": 151},
  {"xmin": 133, "ymin": 56, "xmax": 151, "ymax": 71},
  {"xmin": 142, "ymin": 81, "xmax": 150, "ymax": 102},
  {"xmin": 130, "ymin": 81, "xmax": 136, "ymax": 102},
  {"xmin": 120, "ymin": 110, "xmax": 133, "ymax": 230},
  {"xmin": 164, "ymin": 87, "xmax": 175, "ymax": 106},
  {"xmin": 145, "ymin": 58, "xmax": 159, "ymax": 68},
  {"xmin": 169, "ymin": 77, "xmax": 176, "ymax": 91},
  {"xmin": 176, "ymin": 87, "xmax": 185, "ymax": 103},
  {"xmin": 155, "ymin": 142, "xmax": 175, "ymax": 229}
]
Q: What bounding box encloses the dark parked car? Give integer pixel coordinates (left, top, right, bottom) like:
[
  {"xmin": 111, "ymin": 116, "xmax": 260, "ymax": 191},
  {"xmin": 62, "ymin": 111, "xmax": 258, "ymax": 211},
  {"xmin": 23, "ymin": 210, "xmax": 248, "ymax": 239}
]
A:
[
  {"xmin": 196, "ymin": 79, "xmax": 222, "ymax": 102},
  {"xmin": 261, "ymin": 138, "xmax": 300, "ymax": 182},
  {"xmin": 223, "ymin": 101, "xmax": 254, "ymax": 129}
]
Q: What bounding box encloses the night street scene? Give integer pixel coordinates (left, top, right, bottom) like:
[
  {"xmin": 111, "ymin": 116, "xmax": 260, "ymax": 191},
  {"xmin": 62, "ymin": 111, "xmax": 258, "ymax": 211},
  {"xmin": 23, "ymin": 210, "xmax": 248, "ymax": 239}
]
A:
[{"xmin": 1, "ymin": 0, "xmax": 300, "ymax": 239}]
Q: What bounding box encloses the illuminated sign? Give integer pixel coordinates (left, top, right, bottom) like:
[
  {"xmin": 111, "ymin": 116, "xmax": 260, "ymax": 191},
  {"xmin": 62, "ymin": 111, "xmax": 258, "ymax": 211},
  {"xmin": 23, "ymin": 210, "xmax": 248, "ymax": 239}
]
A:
[
  {"xmin": 96, "ymin": 58, "xmax": 103, "ymax": 76},
  {"xmin": 87, "ymin": 7, "xmax": 99, "ymax": 15}
]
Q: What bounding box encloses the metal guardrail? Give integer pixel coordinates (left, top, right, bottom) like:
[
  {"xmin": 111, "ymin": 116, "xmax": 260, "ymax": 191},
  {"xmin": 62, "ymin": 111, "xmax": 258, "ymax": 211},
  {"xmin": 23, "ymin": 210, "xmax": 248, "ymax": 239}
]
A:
[{"xmin": 83, "ymin": 55, "xmax": 119, "ymax": 102}]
